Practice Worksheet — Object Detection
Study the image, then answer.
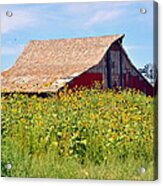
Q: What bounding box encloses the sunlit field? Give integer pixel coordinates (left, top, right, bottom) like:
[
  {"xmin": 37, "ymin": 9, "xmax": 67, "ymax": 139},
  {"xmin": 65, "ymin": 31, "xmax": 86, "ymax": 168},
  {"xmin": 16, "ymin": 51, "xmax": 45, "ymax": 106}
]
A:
[{"xmin": 1, "ymin": 87, "xmax": 155, "ymax": 180}]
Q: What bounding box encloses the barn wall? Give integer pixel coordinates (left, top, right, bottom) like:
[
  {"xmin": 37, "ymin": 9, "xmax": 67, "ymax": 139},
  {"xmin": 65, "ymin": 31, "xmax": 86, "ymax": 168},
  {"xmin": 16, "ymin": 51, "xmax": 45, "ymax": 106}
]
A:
[
  {"xmin": 88, "ymin": 58, "xmax": 108, "ymax": 88},
  {"xmin": 68, "ymin": 72, "xmax": 103, "ymax": 88},
  {"xmin": 69, "ymin": 41, "xmax": 154, "ymax": 96},
  {"xmin": 109, "ymin": 44, "xmax": 121, "ymax": 87},
  {"xmin": 105, "ymin": 42, "xmax": 154, "ymax": 96},
  {"xmin": 121, "ymin": 48, "xmax": 154, "ymax": 96},
  {"xmin": 68, "ymin": 60, "xmax": 105, "ymax": 89}
]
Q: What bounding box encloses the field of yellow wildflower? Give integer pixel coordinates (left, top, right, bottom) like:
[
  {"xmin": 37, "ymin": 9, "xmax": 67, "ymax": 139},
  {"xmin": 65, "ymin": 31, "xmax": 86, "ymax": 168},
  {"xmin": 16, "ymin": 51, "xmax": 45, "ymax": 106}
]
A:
[{"xmin": 1, "ymin": 87, "xmax": 156, "ymax": 180}]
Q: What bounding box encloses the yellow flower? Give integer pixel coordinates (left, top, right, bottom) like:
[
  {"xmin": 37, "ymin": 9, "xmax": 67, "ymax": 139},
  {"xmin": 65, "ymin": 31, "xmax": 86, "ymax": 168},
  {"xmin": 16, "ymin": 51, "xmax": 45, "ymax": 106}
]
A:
[
  {"xmin": 68, "ymin": 89, "xmax": 72, "ymax": 94},
  {"xmin": 81, "ymin": 139, "xmax": 87, "ymax": 145},
  {"xmin": 1, "ymin": 105, "xmax": 6, "ymax": 110},
  {"xmin": 38, "ymin": 123, "xmax": 44, "ymax": 127},
  {"xmin": 52, "ymin": 141, "xmax": 58, "ymax": 147},
  {"xmin": 98, "ymin": 102, "xmax": 103, "ymax": 106}
]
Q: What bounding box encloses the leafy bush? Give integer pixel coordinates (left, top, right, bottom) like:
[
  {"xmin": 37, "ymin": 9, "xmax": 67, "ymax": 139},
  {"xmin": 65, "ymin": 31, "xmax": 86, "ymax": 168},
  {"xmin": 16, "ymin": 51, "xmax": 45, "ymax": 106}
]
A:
[{"xmin": 1, "ymin": 87, "xmax": 155, "ymax": 179}]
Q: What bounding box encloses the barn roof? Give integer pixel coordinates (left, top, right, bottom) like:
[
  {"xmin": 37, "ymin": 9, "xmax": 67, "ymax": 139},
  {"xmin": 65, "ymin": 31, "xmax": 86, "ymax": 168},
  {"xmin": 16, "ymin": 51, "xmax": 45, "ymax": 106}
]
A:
[{"xmin": 1, "ymin": 34, "xmax": 124, "ymax": 93}]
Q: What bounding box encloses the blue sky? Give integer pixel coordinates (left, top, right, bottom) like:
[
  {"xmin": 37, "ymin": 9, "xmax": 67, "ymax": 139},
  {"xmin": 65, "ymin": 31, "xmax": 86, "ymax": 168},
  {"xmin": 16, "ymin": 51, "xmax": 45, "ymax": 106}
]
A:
[{"xmin": 1, "ymin": 1, "xmax": 154, "ymax": 71}]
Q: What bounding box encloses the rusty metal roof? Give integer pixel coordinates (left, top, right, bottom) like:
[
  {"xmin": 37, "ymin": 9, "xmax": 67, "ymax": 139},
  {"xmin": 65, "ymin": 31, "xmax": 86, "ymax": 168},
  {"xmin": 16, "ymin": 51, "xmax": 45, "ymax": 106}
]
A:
[{"xmin": 1, "ymin": 34, "xmax": 124, "ymax": 93}]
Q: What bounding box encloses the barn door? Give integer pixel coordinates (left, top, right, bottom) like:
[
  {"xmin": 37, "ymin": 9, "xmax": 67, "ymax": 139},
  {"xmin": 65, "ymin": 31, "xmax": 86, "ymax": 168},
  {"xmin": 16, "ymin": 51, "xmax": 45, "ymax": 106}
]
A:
[{"xmin": 107, "ymin": 50, "xmax": 121, "ymax": 88}]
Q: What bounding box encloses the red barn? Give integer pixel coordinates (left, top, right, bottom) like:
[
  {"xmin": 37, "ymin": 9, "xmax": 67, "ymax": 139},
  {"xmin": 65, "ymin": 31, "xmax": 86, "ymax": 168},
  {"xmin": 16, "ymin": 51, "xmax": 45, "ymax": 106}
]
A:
[{"xmin": 1, "ymin": 34, "xmax": 154, "ymax": 96}]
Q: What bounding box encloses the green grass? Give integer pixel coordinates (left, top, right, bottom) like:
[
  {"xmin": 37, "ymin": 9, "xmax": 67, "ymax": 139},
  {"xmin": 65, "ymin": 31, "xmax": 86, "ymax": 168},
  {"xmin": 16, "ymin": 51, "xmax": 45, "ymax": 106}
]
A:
[
  {"xmin": 1, "ymin": 87, "xmax": 156, "ymax": 180},
  {"xmin": 1, "ymin": 154, "xmax": 155, "ymax": 180}
]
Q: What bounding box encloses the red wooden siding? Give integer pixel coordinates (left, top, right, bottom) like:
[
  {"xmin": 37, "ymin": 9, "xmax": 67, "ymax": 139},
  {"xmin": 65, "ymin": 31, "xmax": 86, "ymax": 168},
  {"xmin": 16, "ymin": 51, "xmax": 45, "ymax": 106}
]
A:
[
  {"xmin": 69, "ymin": 72, "xmax": 103, "ymax": 89},
  {"xmin": 69, "ymin": 69, "xmax": 153, "ymax": 96},
  {"xmin": 123, "ymin": 73, "xmax": 153, "ymax": 96}
]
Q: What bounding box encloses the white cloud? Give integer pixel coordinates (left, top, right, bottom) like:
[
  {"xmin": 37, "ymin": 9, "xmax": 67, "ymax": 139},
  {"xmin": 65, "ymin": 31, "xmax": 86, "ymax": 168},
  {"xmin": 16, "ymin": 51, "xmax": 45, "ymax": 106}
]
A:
[
  {"xmin": 0, "ymin": 2, "xmax": 132, "ymax": 34},
  {"xmin": 1, "ymin": 8, "xmax": 38, "ymax": 34},
  {"xmin": 85, "ymin": 9, "xmax": 124, "ymax": 27},
  {"xmin": 1, "ymin": 5, "xmax": 65, "ymax": 34}
]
